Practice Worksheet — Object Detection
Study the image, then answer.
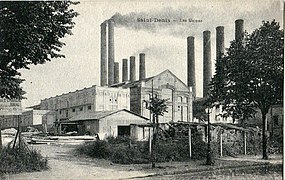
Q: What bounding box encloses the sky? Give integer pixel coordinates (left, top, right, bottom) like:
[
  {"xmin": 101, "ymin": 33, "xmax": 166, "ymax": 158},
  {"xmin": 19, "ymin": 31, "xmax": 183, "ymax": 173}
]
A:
[{"xmin": 19, "ymin": 0, "xmax": 283, "ymax": 108}]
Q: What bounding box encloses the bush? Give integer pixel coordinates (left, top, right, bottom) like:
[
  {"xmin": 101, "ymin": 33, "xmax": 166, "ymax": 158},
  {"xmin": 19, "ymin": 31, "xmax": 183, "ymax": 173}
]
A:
[
  {"xmin": 268, "ymin": 133, "xmax": 283, "ymax": 154},
  {"xmin": 106, "ymin": 136, "xmax": 132, "ymax": 144},
  {"xmin": 76, "ymin": 138, "xmax": 150, "ymax": 164},
  {"xmin": 76, "ymin": 133, "xmax": 208, "ymax": 164},
  {"xmin": 0, "ymin": 145, "xmax": 48, "ymax": 173},
  {"xmin": 111, "ymin": 143, "xmax": 149, "ymax": 164},
  {"xmin": 76, "ymin": 140, "xmax": 111, "ymax": 159}
]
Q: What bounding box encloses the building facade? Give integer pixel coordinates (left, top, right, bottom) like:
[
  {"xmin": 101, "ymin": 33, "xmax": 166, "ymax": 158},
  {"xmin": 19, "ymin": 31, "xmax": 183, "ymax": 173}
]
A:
[
  {"xmin": 112, "ymin": 70, "xmax": 193, "ymax": 123},
  {"xmin": 0, "ymin": 109, "xmax": 50, "ymax": 130},
  {"xmin": 40, "ymin": 85, "xmax": 130, "ymax": 122},
  {"xmin": 60, "ymin": 109, "xmax": 149, "ymax": 139}
]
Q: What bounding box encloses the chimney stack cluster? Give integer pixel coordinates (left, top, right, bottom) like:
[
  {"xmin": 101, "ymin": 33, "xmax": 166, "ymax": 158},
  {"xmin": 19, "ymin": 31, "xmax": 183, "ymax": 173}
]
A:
[
  {"xmin": 186, "ymin": 19, "xmax": 244, "ymax": 98},
  {"xmin": 100, "ymin": 20, "xmax": 147, "ymax": 86},
  {"xmin": 101, "ymin": 18, "xmax": 244, "ymax": 96}
]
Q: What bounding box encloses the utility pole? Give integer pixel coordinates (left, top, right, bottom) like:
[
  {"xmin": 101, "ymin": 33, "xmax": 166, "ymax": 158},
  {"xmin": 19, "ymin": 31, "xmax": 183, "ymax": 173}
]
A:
[
  {"xmin": 206, "ymin": 108, "xmax": 214, "ymax": 165},
  {"xmin": 151, "ymin": 79, "xmax": 156, "ymax": 168}
]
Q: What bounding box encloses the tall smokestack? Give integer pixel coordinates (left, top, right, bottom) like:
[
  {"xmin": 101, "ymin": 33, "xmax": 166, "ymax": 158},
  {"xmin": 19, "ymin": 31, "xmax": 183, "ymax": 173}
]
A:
[
  {"xmin": 108, "ymin": 19, "xmax": 115, "ymax": 85},
  {"xmin": 100, "ymin": 22, "xmax": 107, "ymax": 86},
  {"xmin": 216, "ymin": 26, "xmax": 225, "ymax": 60},
  {"xmin": 139, "ymin": 53, "xmax": 146, "ymax": 80},
  {"xmin": 122, "ymin": 59, "xmax": 128, "ymax": 82},
  {"xmin": 114, "ymin": 62, "xmax": 119, "ymax": 84},
  {"xmin": 203, "ymin": 30, "xmax": 211, "ymax": 97},
  {"xmin": 130, "ymin": 56, "xmax": 136, "ymax": 82},
  {"xmin": 235, "ymin": 19, "xmax": 244, "ymax": 41},
  {"xmin": 187, "ymin": 36, "xmax": 196, "ymax": 98}
]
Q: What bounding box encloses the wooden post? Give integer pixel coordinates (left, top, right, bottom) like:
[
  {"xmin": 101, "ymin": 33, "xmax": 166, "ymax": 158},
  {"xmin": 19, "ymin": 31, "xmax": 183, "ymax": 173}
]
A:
[
  {"xmin": 189, "ymin": 127, "xmax": 192, "ymax": 159},
  {"xmin": 149, "ymin": 127, "xmax": 152, "ymax": 154},
  {"xmin": 18, "ymin": 115, "xmax": 21, "ymax": 150},
  {"xmin": 59, "ymin": 123, "xmax": 62, "ymax": 135},
  {"xmin": 220, "ymin": 131, "xmax": 223, "ymax": 157},
  {"xmin": 244, "ymin": 131, "xmax": 247, "ymax": 155}
]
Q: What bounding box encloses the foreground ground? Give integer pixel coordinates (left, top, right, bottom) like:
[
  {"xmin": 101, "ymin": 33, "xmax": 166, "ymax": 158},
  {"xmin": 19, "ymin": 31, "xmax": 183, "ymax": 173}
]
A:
[{"xmin": 1, "ymin": 141, "xmax": 283, "ymax": 179}]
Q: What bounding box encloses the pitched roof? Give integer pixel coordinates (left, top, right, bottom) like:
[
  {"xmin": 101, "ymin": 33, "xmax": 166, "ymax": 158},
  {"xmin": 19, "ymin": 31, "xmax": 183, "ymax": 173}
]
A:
[
  {"xmin": 65, "ymin": 109, "xmax": 149, "ymax": 122},
  {"xmin": 110, "ymin": 69, "xmax": 189, "ymax": 89}
]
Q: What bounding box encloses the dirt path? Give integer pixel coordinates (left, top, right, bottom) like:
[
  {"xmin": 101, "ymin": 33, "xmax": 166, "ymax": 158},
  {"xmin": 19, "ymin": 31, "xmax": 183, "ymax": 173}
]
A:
[{"xmin": 2, "ymin": 143, "xmax": 154, "ymax": 180}]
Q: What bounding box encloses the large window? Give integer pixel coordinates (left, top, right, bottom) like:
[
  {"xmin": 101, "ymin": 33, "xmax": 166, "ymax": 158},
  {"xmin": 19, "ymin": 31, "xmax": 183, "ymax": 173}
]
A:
[{"xmin": 118, "ymin": 126, "xmax": 130, "ymax": 136}]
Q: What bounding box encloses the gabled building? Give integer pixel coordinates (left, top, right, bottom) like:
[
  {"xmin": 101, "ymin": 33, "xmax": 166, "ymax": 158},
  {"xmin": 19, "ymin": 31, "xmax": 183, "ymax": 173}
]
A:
[
  {"xmin": 112, "ymin": 70, "xmax": 193, "ymax": 123},
  {"xmin": 59, "ymin": 109, "xmax": 149, "ymax": 139}
]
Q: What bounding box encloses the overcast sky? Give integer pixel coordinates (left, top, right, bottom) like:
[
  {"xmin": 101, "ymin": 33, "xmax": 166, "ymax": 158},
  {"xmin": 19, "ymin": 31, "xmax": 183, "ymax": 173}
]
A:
[{"xmin": 20, "ymin": 0, "xmax": 283, "ymax": 108}]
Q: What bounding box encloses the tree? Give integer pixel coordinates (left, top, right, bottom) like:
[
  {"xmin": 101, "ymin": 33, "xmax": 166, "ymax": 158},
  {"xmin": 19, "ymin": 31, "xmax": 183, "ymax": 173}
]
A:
[
  {"xmin": 145, "ymin": 95, "xmax": 168, "ymax": 168},
  {"xmin": 208, "ymin": 38, "xmax": 258, "ymax": 123},
  {"xmin": 193, "ymin": 98, "xmax": 208, "ymax": 122},
  {"xmin": 208, "ymin": 20, "xmax": 284, "ymax": 160},
  {"xmin": 0, "ymin": 1, "xmax": 79, "ymax": 99},
  {"xmin": 0, "ymin": 1, "xmax": 79, "ymax": 149}
]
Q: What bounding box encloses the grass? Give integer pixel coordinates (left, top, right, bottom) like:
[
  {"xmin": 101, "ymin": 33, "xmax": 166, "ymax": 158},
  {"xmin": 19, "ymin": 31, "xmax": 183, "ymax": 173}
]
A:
[{"xmin": 0, "ymin": 145, "xmax": 48, "ymax": 173}]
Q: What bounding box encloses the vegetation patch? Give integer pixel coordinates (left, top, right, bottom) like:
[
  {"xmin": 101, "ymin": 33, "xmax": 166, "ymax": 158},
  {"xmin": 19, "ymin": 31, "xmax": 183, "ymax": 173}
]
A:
[
  {"xmin": 76, "ymin": 134, "xmax": 208, "ymax": 164},
  {"xmin": 0, "ymin": 145, "xmax": 48, "ymax": 173}
]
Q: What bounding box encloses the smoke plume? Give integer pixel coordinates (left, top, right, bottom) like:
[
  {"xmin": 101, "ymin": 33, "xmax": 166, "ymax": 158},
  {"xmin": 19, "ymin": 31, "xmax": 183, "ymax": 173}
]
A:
[{"xmin": 106, "ymin": 2, "xmax": 282, "ymax": 39}]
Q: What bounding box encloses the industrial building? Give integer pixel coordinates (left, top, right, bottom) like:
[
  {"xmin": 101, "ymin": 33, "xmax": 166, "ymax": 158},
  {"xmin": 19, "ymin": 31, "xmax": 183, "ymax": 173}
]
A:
[
  {"xmin": 111, "ymin": 70, "xmax": 193, "ymax": 123},
  {"xmin": 0, "ymin": 109, "xmax": 52, "ymax": 132},
  {"xmin": 2, "ymin": 18, "xmax": 276, "ymax": 141},
  {"xmin": 38, "ymin": 85, "xmax": 131, "ymax": 134},
  {"xmin": 39, "ymin": 85, "xmax": 130, "ymax": 121}
]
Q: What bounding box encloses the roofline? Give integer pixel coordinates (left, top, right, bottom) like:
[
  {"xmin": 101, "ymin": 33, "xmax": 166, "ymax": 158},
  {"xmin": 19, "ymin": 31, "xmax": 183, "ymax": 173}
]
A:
[
  {"xmin": 63, "ymin": 109, "xmax": 149, "ymax": 122},
  {"xmin": 145, "ymin": 69, "xmax": 190, "ymax": 92},
  {"xmin": 41, "ymin": 85, "xmax": 97, "ymax": 101},
  {"xmin": 100, "ymin": 109, "xmax": 149, "ymax": 120}
]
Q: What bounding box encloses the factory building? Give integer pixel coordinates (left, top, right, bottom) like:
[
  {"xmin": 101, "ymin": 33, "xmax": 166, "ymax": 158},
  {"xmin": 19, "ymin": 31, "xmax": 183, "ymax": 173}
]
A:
[
  {"xmin": 100, "ymin": 20, "xmax": 193, "ymax": 123},
  {"xmin": 1, "ymin": 17, "xmax": 254, "ymax": 139},
  {"xmin": 111, "ymin": 70, "xmax": 193, "ymax": 123},
  {"xmin": 39, "ymin": 85, "xmax": 130, "ymax": 122},
  {"xmin": 0, "ymin": 109, "xmax": 52, "ymax": 132}
]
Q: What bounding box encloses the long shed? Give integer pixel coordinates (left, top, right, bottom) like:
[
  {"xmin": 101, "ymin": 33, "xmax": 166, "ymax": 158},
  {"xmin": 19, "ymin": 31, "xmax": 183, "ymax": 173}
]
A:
[{"xmin": 60, "ymin": 109, "xmax": 149, "ymax": 139}]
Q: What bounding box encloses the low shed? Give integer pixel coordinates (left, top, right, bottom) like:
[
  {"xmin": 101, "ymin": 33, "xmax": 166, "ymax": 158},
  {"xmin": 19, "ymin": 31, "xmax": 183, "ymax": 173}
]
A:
[{"xmin": 60, "ymin": 109, "xmax": 149, "ymax": 139}]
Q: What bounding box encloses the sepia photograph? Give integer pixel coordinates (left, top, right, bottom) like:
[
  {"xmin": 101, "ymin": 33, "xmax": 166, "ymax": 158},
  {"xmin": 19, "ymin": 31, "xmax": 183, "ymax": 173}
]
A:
[{"xmin": 0, "ymin": 0, "xmax": 283, "ymax": 179}]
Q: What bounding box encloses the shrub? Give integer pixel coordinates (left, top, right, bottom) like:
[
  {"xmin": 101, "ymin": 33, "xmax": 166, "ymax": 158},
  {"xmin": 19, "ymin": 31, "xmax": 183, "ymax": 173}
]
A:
[
  {"xmin": 76, "ymin": 140, "xmax": 111, "ymax": 159},
  {"xmin": 268, "ymin": 133, "xmax": 283, "ymax": 154},
  {"xmin": 0, "ymin": 145, "xmax": 48, "ymax": 173},
  {"xmin": 76, "ymin": 133, "xmax": 208, "ymax": 164},
  {"xmin": 106, "ymin": 136, "xmax": 132, "ymax": 144},
  {"xmin": 111, "ymin": 144, "xmax": 149, "ymax": 164}
]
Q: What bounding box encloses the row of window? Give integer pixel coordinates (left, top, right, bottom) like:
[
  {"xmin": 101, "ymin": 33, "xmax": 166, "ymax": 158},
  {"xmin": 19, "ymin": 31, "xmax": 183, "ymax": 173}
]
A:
[
  {"xmin": 145, "ymin": 94, "xmax": 188, "ymax": 103},
  {"xmin": 59, "ymin": 105, "xmax": 92, "ymax": 115}
]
